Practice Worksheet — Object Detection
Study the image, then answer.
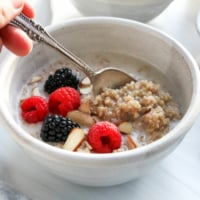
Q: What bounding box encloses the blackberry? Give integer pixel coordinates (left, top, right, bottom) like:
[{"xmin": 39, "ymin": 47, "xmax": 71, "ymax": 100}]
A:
[
  {"xmin": 44, "ymin": 68, "xmax": 80, "ymax": 94},
  {"xmin": 40, "ymin": 114, "xmax": 80, "ymax": 142}
]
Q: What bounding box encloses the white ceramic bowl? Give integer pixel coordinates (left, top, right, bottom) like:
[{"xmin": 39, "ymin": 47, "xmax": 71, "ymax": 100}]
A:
[
  {"xmin": 0, "ymin": 17, "xmax": 200, "ymax": 187},
  {"xmin": 70, "ymin": 0, "xmax": 174, "ymax": 22}
]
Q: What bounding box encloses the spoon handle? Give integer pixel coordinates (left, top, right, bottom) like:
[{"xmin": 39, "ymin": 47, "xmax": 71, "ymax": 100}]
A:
[{"xmin": 10, "ymin": 13, "xmax": 95, "ymax": 80}]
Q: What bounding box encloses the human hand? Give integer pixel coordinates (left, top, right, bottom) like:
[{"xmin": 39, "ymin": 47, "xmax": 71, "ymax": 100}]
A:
[{"xmin": 0, "ymin": 0, "xmax": 35, "ymax": 56}]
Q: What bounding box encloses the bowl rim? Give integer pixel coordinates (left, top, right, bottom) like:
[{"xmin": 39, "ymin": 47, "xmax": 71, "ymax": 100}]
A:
[{"xmin": 0, "ymin": 17, "xmax": 200, "ymax": 163}]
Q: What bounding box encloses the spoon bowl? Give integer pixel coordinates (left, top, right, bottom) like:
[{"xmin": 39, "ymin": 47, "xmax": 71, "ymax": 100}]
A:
[{"xmin": 93, "ymin": 67, "xmax": 135, "ymax": 95}]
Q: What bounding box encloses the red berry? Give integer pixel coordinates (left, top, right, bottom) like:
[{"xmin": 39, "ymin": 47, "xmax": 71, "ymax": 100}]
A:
[
  {"xmin": 21, "ymin": 96, "xmax": 49, "ymax": 123},
  {"xmin": 49, "ymin": 87, "xmax": 80, "ymax": 117},
  {"xmin": 87, "ymin": 121, "xmax": 122, "ymax": 153}
]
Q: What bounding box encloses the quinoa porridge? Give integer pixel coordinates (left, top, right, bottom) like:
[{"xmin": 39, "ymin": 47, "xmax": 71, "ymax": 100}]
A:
[
  {"xmin": 18, "ymin": 53, "xmax": 181, "ymax": 153},
  {"xmin": 91, "ymin": 80, "xmax": 180, "ymax": 137}
]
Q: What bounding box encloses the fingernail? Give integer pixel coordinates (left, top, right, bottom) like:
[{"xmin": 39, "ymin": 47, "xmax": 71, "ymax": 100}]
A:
[{"xmin": 11, "ymin": 0, "xmax": 23, "ymax": 9}]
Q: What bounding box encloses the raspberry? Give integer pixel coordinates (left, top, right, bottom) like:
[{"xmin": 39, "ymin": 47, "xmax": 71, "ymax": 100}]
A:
[
  {"xmin": 40, "ymin": 114, "xmax": 80, "ymax": 142},
  {"xmin": 20, "ymin": 96, "xmax": 49, "ymax": 123},
  {"xmin": 44, "ymin": 68, "xmax": 80, "ymax": 94},
  {"xmin": 49, "ymin": 87, "xmax": 80, "ymax": 117},
  {"xmin": 87, "ymin": 121, "xmax": 122, "ymax": 153}
]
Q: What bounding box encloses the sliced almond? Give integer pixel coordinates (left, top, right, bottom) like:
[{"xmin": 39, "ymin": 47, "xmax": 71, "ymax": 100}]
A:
[
  {"xmin": 67, "ymin": 110, "xmax": 95, "ymax": 127},
  {"xmin": 29, "ymin": 76, "xmax": 42, "ymax": 84},
  {"xmin": 79, "ymin": 98, "xmax": 92, "ymax": 114},
  {"xmin": 63, "ymin": 128, "xmax": 85, "ymax": 151},
  {"xmin": 79, "ymin": 77, "xmax": 91, "ymax": 87},
  {"xmin": 85, "ymin": 141, "xmax": 93, "ymax": 150},
  {"xmin": 118, "ymin": 122, "xmax": 133, "ymax": 134},
  {"xmin": 76, "ymin": 141, "xmax": 92, "ymax": 153},
  {"xmin": 79, "ymin": 85, "xmax": 92, "ymax": 95},
  {"xmin": 79, "ymin": 77, "xmax": 92, "ymax": 94},
  {"xmin": 126, "ymin": 135, "xmax": 137, "ymax": 150},
  {"xmin": 32, "ymin": 87, "xmax": 41, "ymax": 96}
]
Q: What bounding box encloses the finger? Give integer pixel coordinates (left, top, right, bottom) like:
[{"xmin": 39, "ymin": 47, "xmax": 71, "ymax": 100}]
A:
[
  {"xmin": 22, "ymin": 1, "xmax": 35, "ymax": 18},
  {"xmin": 0, "ymin": 0, "xmax": 24, "ymax": 29},
  {"xmin": 0, "ymin": 25, "xmax": 32, "ymax": 56}
]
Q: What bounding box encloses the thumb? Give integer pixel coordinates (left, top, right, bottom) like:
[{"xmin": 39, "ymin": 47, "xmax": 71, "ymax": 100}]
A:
[{"xmin": 0, "ymin": 0, "xmax": 24, "ymax": 29}]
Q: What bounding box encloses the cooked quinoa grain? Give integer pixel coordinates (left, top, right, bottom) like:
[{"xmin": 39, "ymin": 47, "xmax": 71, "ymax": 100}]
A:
[{"xmin": 91, "ymin": 80, "xmax": 181, "ymax": 137}]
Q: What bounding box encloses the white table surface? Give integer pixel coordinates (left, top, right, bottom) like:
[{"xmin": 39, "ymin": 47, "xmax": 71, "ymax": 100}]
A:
[{"xmin": 1, "ymin": 0, "xmax": 200, "ymax": 199}]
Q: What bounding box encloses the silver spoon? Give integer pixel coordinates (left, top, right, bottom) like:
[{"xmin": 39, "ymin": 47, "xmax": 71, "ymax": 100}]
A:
[{"xmin": 10, "ymin": 13, "xmax": 135, "ymax": 95}]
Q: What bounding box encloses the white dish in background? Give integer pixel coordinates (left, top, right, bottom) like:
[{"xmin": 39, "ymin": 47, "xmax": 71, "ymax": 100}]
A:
[{"xmin": 70, "ymin": 0, "xmax": 174, "ymax": 22}]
